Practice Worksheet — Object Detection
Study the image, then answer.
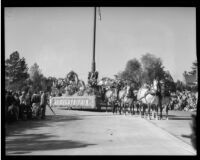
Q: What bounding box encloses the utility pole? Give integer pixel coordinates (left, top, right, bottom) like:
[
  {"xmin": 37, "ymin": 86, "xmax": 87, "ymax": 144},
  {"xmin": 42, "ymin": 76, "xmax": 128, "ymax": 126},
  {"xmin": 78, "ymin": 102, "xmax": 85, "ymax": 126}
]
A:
[
  {"xmin": 88, "ymin": 7, "xmax": 99, "ymax": 90},
  {"xmin": 92, "ymin": 7, "xmax": 96, "ymax": 72}
]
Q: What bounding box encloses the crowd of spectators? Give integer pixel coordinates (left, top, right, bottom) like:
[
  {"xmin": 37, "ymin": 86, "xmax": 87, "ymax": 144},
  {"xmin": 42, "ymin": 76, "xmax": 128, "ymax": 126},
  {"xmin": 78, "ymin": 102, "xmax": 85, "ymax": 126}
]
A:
[
  {"xmin": 5, "ymin": 89, "xmax": 48, "ymax": 123},
  {"xmin": 5, "ymin": 87, "xmax": 198, "ymax": 123},
  {"xmin": 170, "ymin": 90, "xmax": 198, "ymax": 112}
]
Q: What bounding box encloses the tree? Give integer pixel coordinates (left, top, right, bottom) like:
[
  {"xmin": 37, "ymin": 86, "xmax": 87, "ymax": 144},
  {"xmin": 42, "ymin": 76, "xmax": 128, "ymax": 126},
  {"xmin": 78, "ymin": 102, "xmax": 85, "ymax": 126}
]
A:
[
  {"xmin": 175, "ymin": 80, "xmax": 185, "ymax": 91},
  {"xmin": 140, "ymin": 53, "xmax": 165, "ymax": 84},
  {"xmin": 46, "ymin": 76, "xmax": 57, "ymax": 93},
  {"xmin": 189, "ymin": 60, "xmax": 197, "ymax": 75},
  {"xmin": 118, "ymin": 58, "xmax": 142, "ymax": 88},
  {"xmin": 29, "ymin": 63, "xmax": 44, "ymax": 92},
  {"xmin": 163, "ymin": 70, "xmax": 176, "ymax": 92},
  {"xmin": 5, "ymin": 51, "xmax": 29, "ymax": 91}
]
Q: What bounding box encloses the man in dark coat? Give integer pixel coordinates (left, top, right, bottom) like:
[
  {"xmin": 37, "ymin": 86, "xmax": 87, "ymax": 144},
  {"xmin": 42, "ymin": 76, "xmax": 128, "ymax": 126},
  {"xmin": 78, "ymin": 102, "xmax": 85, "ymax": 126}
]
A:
[
  {"xmin": 25, "ymin": 92, "xmax": 32, "ymax": 119},
  {"xmin": 40, "ymin": 91, "xmax": 48, "ymax": 119},
  {"xmin": 31, "ymin": 91, "xmax": 41, "ymax": 118},
  {"xmin": 5, "ymin": 90, "xmax": 15, "ymax": 122}
]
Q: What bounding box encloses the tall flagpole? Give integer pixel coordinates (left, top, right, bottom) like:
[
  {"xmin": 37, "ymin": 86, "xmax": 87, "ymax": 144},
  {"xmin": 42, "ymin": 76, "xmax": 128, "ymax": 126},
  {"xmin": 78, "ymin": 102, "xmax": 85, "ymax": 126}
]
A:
[{"xmin": 92, "ymin": 7, "xmax": 96, "ymax": 72}]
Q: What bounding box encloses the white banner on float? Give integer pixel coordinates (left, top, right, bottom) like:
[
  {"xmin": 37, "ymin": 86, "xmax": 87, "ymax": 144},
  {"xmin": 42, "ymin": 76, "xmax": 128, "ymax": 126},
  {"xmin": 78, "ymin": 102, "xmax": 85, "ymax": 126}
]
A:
[{"xmin": 50, "ymin": 96, "xmax": 96, "ymax": 109}]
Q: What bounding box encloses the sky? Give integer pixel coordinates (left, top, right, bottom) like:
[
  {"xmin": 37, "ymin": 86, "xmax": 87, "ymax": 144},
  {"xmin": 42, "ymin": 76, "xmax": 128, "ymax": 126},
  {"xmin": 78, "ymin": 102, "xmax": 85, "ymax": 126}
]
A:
[{"xmin": 5, "ymin": 7, "xmax": 196, "ymax": 83}]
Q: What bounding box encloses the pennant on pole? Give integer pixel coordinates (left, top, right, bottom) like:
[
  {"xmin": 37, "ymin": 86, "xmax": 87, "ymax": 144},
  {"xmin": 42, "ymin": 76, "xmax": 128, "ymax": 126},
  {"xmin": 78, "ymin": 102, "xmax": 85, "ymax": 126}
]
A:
[{"xmin": 98, "ymin": 7, "xmax": 101, "ymax": 20}]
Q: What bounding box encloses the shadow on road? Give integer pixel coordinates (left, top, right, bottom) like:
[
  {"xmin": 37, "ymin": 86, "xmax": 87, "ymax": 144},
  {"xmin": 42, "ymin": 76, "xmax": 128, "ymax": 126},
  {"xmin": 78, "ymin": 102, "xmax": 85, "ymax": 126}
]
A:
[
  {"xmin": 167, "ymin": 115, "xmax": 192, "ymax": 120},
  {"xmin": 6, "ymin": 133, "xmax": 95, "ymax": 155},
  {"xmin": 6, "ymin": 115, "xmax": 96, "ymax": 155},
  {"xmin": 6, "ymin": 115, "xmax": 83, "ymax": 136}
]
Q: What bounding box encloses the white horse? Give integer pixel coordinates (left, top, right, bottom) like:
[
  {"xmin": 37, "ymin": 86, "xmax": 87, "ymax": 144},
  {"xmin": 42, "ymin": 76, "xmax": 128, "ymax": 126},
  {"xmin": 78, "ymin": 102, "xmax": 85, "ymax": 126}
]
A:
[
  {"xmin": 118, "ymin": 85, "xmax": 137, "ymax": 115},
  {"xmin": 104, "ymin": 86, "xmax": 118, "ymax": 113},
  {"xmin": 118, "ymin": 89, "xmax": 126, "ymax": 114},
  {"xmin": 137, "ymin": 80, "xmax": 170, "ymax": 120}
]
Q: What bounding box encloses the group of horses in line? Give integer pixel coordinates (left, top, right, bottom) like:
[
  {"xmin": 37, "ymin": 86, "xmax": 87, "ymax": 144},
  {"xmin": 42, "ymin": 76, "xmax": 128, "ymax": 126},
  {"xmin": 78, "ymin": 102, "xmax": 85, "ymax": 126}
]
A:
[{"xmin": 99, "ymin": 79, "xmax": 171, "ymax": 120}]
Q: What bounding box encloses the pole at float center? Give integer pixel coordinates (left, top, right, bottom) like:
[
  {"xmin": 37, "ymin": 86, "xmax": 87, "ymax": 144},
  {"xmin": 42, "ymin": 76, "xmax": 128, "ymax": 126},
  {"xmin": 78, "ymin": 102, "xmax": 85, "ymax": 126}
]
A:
[{"xmin": 92, "ymin": 7, "xmax": 96, "ymax": 73}]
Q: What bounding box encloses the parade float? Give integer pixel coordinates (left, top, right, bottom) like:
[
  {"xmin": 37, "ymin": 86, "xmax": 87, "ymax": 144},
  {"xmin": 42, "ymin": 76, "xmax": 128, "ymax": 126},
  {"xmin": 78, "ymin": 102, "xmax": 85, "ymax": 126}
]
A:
[
  {"xmin": 50, "ymin": 7, "xmax": 103, "ymax": 111},
  {"xmin": 50, "ymin": 70, "xmax": 101, "ymax": 110}
]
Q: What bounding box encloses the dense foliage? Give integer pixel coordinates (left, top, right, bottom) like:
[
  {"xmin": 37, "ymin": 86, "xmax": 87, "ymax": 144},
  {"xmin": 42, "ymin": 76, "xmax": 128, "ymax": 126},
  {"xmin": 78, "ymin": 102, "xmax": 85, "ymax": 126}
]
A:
[{"xmin": 5, "ymin": 51, "xmax": 29, "ymax": 91}]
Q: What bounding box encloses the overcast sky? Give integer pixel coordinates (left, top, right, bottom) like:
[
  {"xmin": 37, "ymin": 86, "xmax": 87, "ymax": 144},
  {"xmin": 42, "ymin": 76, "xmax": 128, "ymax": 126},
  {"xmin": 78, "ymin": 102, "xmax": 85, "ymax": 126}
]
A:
[{"xmin": 5, "ymin": 7, "xmax": 196, "ymax": 83}]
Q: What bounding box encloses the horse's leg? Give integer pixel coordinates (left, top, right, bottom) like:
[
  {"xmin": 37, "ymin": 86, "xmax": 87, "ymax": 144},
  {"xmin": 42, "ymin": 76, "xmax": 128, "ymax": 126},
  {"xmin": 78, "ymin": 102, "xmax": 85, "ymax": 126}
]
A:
[
  {"xmin": 140, "ymin": 103, "xmax": 142, "ymax": 117},
  {"xmin": 105, "ymin": 102, "xmax": 107, "ymax": 113},
  {"xmin": 126, "ymin": 103, "xmax": 129, "ymax": 115},
  {"xmin": 121, "ymin": 102, "xmax": 124, "ymax": 115},
  {"xmin": 136, "ymin": 103, "xmax": 139, "ymax": 114},
  {"xmin": 119, "ymin": 101, "xmax": 121, "ymax": 115},
  {"xmin": 130, "ymin": 103, "xmax": 133, "ymax": 115},
  {"xmin": 151, "ymin": 104, "xmax": 155, "ymax": 120},
  {"xmin": 123, "ymin": 103, "xmax": 126, "ymax": 115},
  {"xmin": 121, "ymin": 101, "xmax": 124, "ymax": 115},
  {"xmin": 128, "ymin": 103, "xmax": 130, "ymax": 115},
  {"xmin": 139, "ymin": 103, "xmax": 142, "ymax": 117},
  {"xmin": 113, "ymin": 102, "xmax": 116, "ymax": 115},
  {"xmin": 124, "ymin": 103, "xmax": 126, "ymax": 115},
  {"xmin": 142, "ymin": 104, "xmax": 145, "ymax": 118},
  {"xmin": 112, "ymin": 102, "xmax": 114, "ymax": 114},
  {"xmin": 116, "ymin": 102, "xmax": 120, "ymax": 113},
  {"xmin": 114, "ymin": 103, "xmax": 117, "ymax": 115},
  {"xmin": 147, "ymin": 104, "xmax": 151, "ymax": 120},
  {"xmin": 160, "ymin": 104, "xmax": 163, "ymax": 120},
  {"xmin": 155, "ymin": 104, "xmax": 159, "ymax": 120},
  {"xmin": 115, "ymin": 102, "xmax": 117, "ymax": 114},
  {"xmin": 131, "ymin": 101, "xmax": 134, "ymax": 115},
  {"xmin": 116, "ymin": 103, "xmax": 120, "ymax": 113},
  {"xmin": 166, "ymin": 104, "xmax": 169, "ymax": 120}
]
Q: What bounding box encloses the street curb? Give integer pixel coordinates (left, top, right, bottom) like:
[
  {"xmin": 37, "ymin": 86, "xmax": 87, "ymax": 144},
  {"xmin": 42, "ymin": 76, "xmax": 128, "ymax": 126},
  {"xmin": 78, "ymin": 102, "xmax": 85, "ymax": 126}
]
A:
[{"xmin": 143, "ymin": 118, "xmax": 196, "ymax": 155}]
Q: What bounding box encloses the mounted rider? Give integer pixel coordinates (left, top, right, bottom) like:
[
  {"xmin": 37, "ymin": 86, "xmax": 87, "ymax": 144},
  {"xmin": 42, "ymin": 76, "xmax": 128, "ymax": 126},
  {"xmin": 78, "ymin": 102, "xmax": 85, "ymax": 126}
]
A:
[
  {"xmin": 124, "ymin": 81, "xmax": 135, "ymax": 98},
  {"xmin": 66, "ymin": 71, "xmax": 79, "ymax": 88},
  {"xmin": 88, "ymin": 71, "xmax": 98, "ymax": 87},
  {"xmin": 65, "ymin": 71, "xmax": 79, "ymax": 95}
]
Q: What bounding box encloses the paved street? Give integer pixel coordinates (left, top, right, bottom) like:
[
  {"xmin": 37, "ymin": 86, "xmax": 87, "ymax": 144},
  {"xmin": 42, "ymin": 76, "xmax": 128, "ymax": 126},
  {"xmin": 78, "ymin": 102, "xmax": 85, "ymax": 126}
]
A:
[{"xmin": 5, "ymin": 107, "xmax": 196, "ymax": 155}]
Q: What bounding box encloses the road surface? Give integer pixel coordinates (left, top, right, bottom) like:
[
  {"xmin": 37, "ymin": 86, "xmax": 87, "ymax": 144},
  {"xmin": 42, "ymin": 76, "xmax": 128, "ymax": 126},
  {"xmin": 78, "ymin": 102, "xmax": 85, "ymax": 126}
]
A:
[{"xmin": 5, "ymin": 107, "xmax": 196, "ymax": 155}]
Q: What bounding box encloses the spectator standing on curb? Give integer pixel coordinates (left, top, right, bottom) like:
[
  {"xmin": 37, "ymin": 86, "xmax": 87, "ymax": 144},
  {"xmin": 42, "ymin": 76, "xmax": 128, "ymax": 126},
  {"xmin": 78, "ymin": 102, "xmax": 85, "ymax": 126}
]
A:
[
  {"xmin": 31, "ymin": 91, "xmax": 41, "ymax": 119},
  {"xmin": 25, "ymin": 91, "xmax": 32, "ymax": 119},
  {"xmin": 19, "ymin": 91, "xmax": 26, "ymax": 120},
  {"xmin": 40, "ymin": 91, "xmax": 47, "ymax": 119},
  {"xmin": 6, "ymin": 90, "xmax": 15, "ymax": 122},
  {"xmin": 13, "ymin": 93, "xmax": 20, "ymax": 120}
]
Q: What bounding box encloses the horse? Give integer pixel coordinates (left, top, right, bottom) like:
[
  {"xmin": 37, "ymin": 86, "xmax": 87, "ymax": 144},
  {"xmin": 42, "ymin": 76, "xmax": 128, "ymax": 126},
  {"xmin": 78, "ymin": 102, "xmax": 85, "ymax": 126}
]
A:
[
  {"xmin": 118, "ymin": 85, "xmax": 137, "ymax": 115},
  {"xmin": 104, "ymin": 86, "xmax": 118, "ymax": 113},
  {"xmin": 118, "ymin": 89, "xmax": 126, "ymax": 114},
  {"xmin": 136, "ymin": 81, "xmax": 159, "ymax": 119},
  {"xmin": 137, "ymin": 80, "xmax": 171, "ymax": 120}
]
